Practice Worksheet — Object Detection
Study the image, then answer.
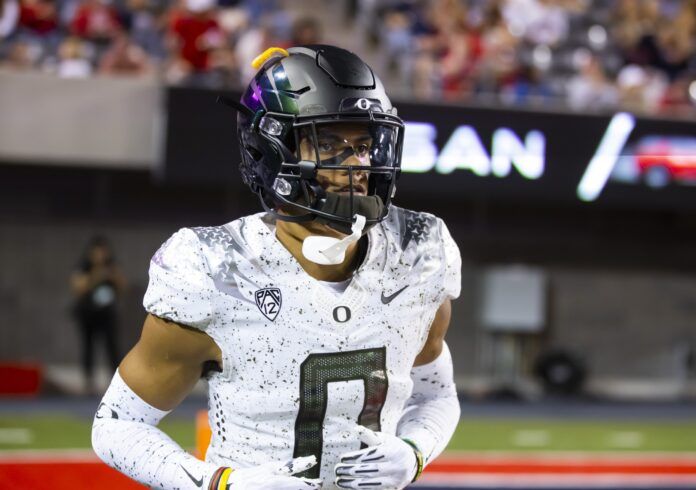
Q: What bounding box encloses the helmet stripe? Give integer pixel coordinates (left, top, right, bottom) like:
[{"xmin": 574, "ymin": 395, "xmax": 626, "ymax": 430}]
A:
[{"xmin": 250, "ymin": 79, "xmax": 267, "ymax": 111}]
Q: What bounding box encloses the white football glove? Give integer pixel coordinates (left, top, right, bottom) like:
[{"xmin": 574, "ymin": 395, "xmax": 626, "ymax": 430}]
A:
[
  {"xmin": 226, "ymin": 455, "xmax": 322, "ymax": 489},
  {"xmin": 334, "ymin": 426, "xmax": 418, "ymax": 489}
]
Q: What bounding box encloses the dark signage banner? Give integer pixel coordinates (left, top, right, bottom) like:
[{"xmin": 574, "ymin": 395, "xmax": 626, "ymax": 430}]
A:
[
  {"xmin": 395, "ymin": 102, "xmax": 696, "ymax": 210},
  {"xmin": 165, "ymin": 88, "xmax": 696, "ymax": 210}
]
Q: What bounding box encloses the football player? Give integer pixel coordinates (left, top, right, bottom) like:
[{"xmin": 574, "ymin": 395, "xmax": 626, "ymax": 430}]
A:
[{"xmin": 92, "ymin": 45, "xmax": 461, "ymax": 490}]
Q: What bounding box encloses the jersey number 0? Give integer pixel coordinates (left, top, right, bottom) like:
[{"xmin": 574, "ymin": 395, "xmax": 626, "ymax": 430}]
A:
[{"xmin": 293, "ymin": 347, "xmax": 388, "ymax": 478}]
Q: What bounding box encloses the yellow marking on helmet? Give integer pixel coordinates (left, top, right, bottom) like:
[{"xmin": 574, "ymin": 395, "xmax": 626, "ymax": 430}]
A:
[{"xmin": 251, "ymin": 47, "xmax": 289, "ymax": 69}]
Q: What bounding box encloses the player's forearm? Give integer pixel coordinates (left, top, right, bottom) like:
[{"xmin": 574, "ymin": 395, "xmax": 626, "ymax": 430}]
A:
[
  {"xmin": 92, "ymin": 371, "xmax": 223, "ymax": 490},
  {"xmin": 92, "ymin": 417, "xmax": 221, "ymax": 489},
  {"xmin": 396, "ymin": 343, "xmax": 460, "ymax": 464}
]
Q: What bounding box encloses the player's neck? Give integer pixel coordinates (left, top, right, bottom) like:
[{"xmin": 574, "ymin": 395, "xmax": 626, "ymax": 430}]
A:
[{"xmin": 275, "ymin": 220, "xmax": 363, "ymax": 282}]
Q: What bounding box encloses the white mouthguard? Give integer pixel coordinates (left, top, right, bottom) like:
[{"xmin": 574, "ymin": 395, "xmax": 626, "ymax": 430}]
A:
[{"xmin": 302, "ymin": 215, "xmax": 366, "ymax": 265}]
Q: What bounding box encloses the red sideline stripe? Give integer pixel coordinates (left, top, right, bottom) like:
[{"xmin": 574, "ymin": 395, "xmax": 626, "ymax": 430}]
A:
[
  {"xmin": 3, "ymin": 454, "xmax": 696, "ymax": 489},
  {"xmin": 426, "ymin": 459, "xmax": 696, "ymax": 475},
  {"xmin": 0, "ymin": 462, "xmax": 145, "ymax": 489}
]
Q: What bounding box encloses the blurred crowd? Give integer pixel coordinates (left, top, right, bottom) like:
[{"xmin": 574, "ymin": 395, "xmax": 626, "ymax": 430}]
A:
[
  {"xmin": 1, "ymin": 0, "xmax": 695, "ymax": 114},
  {"xmin": 0, "ymin": 0, "xmax": 320, "ymax": 86},
  {"xmin": 365, "ymin": 0, "xmax": 696, "ymax": 114}
]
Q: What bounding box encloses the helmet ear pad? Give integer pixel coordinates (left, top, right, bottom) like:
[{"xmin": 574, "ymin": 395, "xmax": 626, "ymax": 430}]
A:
[
  {"xmin": 238, "ymin": 114, "xmax": 295, "ymax": 195},
  {"xmin": 239, "ymin": 138, "xmax": 277, "ymax": 192}
]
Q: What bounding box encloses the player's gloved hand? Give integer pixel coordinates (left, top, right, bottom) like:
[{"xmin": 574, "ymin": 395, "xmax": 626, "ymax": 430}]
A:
[
  {"xmin": 334, "ymin": 426, "xmax": 418, "ymax": 489},
  {"xmin": 225, "ymin": 455, "xmax": 322, "ymax": 489}
]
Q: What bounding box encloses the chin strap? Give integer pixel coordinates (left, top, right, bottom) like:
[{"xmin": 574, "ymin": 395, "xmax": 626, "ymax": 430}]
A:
[
  {"xmin": 257, "ymin": 190, "xmax": 315, "ymax": 224},
  {"xmin": 302, "ymin": 215, "xmax": 366, "ymax": 265}
]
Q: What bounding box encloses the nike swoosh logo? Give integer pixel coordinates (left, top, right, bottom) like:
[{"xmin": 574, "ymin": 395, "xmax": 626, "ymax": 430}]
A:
[
  {"xmin": 180, "ymin": 464, "xmax": 204, "ymax": 487},
  {"xmin": 381, "ymin": 285, "xmax": 408, "ymax": 304},
  {"xmin": 95, "ymin": 402, "xmax": 119, "ymax": 420}
]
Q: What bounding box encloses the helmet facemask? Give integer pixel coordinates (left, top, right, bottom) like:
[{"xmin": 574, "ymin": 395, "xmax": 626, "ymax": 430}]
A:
[{"xmin": 255, "ymin": 112, "xmax": 404, "ymax": 235}]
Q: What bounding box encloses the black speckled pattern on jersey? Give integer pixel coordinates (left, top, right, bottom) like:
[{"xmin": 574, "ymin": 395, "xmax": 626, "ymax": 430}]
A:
[{"xmin": 142, "ymin": 206, "xmax": 461, "ymax": 489}]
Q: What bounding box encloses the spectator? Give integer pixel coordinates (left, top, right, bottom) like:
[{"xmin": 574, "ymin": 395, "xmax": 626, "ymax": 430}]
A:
[
  {"xmin": 0, "ymin": 0, "xmax": 20, "ymax": 38},
  {"xmin": 70, "ymin": 235, "xmax": 126, "ymax": 395},
  {"xmin": 18, "ymin": 0, "xmax": 58, "ymax": 36},
  {"xmin": 380, "ymin": 8, "xmax": 412, "ymax": 76},
  {"xmin": 167, "ymin": 0, "xmax": 224, "ymax": 77},
  {"xmin": 241, "ymin": 0, "xmax": 276, "ymax": 25},
  {"xmin": 206, "ymin": 43, "xmax": 238, "ymax": 86},
  {"xmin": 617, "ymin": 63, "xmax": 668, "ymax": 113},
  {"xmin": 566, "ymin": 51, "xmax": 619, "ymax": 110},
  {"xmin": 438, "ymin": 1, "xmax": 481, "ymax": 98},
  {"xmin": 70, "ymin": 0, "xmax": 122, "ymax": 44},
  {"xmin": 163, "ymin": 54, "xmax": 191, "ymax": 83},
  {"xmin": 503, "ymin": 0, "xmax": 570, "ymax": 47},
  {"xmin": 659, "ymin": 75, "xmax": 696, "ymax": 116},
  {"xmin": 652, "ymin": 16, "xmax": 693, "ymax": 81},
  {"xmin": 1, "ymin": 39, "xmax": 39, "ymax": 68},
  {"xmin": 56, "ymin": 35, "xmax": 93, "ymax": 76},
  {"xmin": 501, "ymin": 64, "xmax": 554, "ymax": 106},
  {"xmin": 289, "ymin": 16, "xmax": 320, "ymax": 46},
  {"xmin": 611, "ymin": 0, "xmax": 661, "ymax": 66},
  {"xmin": 475, "ymin": 1, "xmax": 521, "ymax": 96},
  {"xmin": 410, "ymin": 2, "xmax": 445, "ymax": 98},
  {"xmin": 262, "ymin": 0, "xmax": 292, "ymax": 42},
  {"xmin": 121, "ymin": 0, "xmax": 167, "ymax": 60},
  {"xmin": 0, "ymin": 0, "xmax": 694, "ymax": 116},
  {"xmin": 98, "ymin": 31, "xmax": 153, "ymax": 75},
  {"xmin": 16, "ymin": 0, "xmax": 62, "ymax": 57}
]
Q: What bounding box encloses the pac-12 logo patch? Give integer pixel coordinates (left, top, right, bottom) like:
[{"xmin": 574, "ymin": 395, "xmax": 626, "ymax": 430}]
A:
[{"xmin": 255, "ymin": 287, "xmax": 282, "ymax": 321}]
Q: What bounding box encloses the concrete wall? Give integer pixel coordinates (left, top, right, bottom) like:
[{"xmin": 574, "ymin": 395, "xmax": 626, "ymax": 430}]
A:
[
  {"xmin": 0, "ymin": 221, "xmax": 171, "ymax": 366},
  {"xmin": 550, "ymin": 268, "xmax": 696, "ymax": 379},
  {"xmin": 0, "ymin": 71, "xmax": 162, "ymax": 167}
]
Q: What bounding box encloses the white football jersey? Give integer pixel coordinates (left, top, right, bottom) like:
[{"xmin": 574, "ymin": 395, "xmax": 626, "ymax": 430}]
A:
[{"xmin": 143, "ymin": 206, "xmax": 461, "ymax": 488}]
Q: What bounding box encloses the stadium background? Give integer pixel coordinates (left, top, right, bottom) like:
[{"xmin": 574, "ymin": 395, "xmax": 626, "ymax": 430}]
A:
[{"xmin": 2, "ymin": 0, "xmax": 696, "ymax": 488}]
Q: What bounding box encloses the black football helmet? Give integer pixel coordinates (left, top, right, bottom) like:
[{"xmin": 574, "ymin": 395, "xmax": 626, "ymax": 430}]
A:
[{"xmin": 226, "ymin": 45, "xmax": 404, "ymax": 234}]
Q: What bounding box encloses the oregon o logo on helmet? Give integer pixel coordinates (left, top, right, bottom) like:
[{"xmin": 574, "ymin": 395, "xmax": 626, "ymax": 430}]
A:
[
  {"xmin": 355, "ymin": 98, "xmax": 371, "ymax": 110},
  {"xmin": 333, "ymin": 306, "xmax": 351, "ymax": 323}
]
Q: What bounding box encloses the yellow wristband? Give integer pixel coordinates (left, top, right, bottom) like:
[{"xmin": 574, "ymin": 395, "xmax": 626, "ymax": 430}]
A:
[
  {"xmin": 217, "ymin": 467, "xmax": 233, "ymax": 490},
  {"xmin": 401, "ymin": 438, "xmax": 424, "ymax": 482}
]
